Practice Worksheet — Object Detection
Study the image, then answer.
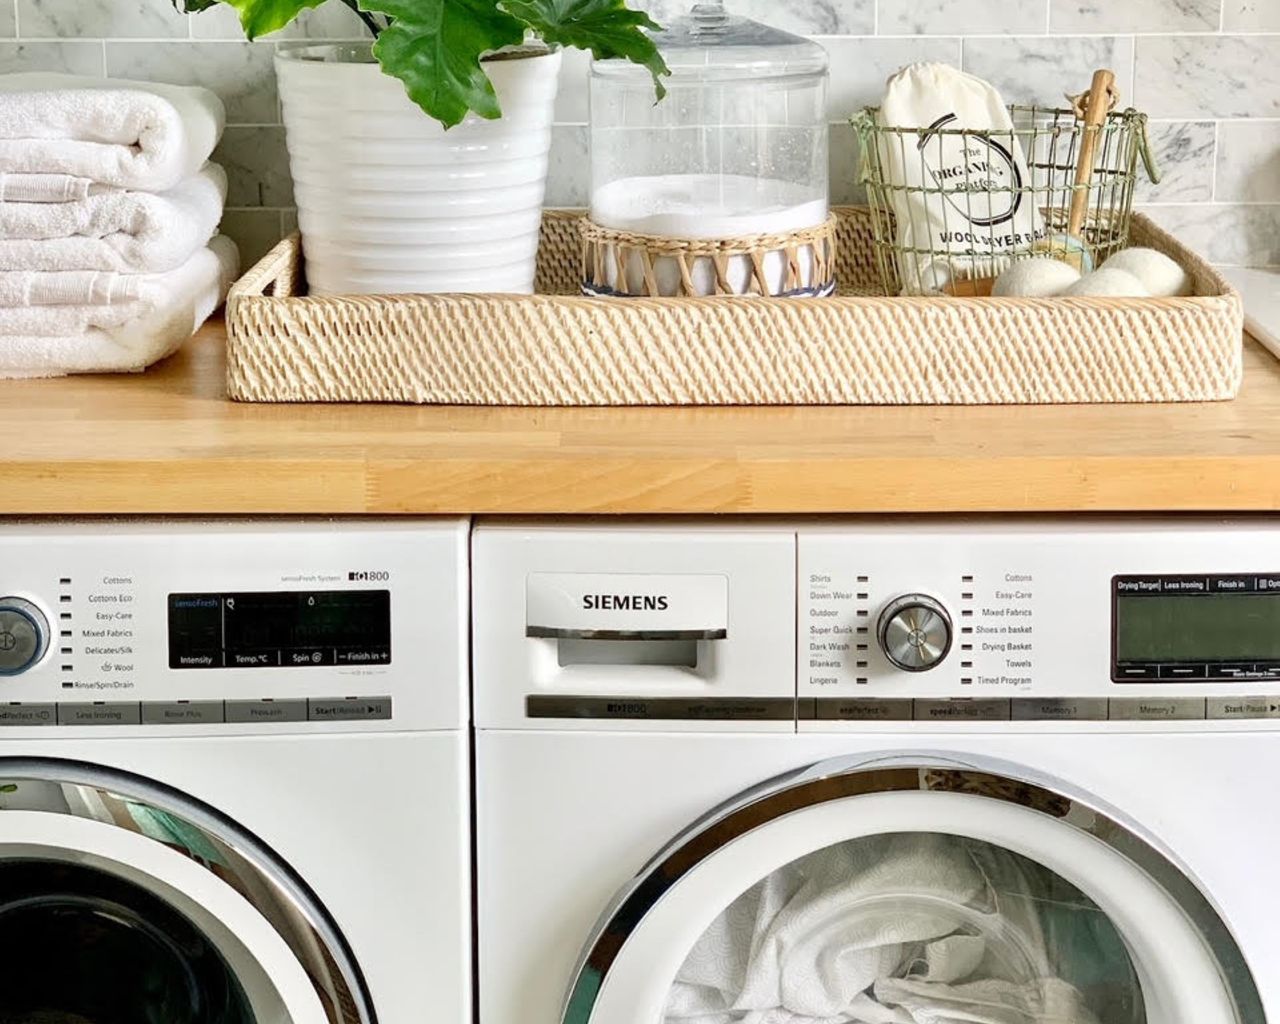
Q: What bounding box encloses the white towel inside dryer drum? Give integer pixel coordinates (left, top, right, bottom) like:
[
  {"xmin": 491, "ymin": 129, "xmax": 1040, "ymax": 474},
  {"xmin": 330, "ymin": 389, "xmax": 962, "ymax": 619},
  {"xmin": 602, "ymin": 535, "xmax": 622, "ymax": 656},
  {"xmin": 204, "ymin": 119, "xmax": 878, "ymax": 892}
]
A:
[{"xmin": 663, "ymin": 833, "xmax": 1113, "ymax": 1024}]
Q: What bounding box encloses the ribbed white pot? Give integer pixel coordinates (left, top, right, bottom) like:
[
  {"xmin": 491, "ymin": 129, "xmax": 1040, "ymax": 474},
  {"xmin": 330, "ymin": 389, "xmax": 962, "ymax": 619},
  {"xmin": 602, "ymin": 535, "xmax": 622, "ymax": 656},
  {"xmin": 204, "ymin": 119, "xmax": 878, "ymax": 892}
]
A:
[{"xmin": 276, "ymin": 44, "xmax": 561, "ymax": 296}]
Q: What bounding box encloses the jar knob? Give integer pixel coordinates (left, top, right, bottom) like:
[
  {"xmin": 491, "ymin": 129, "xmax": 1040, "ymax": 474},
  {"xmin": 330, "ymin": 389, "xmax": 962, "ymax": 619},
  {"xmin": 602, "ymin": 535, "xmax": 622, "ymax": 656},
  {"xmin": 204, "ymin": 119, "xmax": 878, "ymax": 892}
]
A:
[{"xmin": 690, "ymin": 0, "xmax": 729, "ymax": 34}]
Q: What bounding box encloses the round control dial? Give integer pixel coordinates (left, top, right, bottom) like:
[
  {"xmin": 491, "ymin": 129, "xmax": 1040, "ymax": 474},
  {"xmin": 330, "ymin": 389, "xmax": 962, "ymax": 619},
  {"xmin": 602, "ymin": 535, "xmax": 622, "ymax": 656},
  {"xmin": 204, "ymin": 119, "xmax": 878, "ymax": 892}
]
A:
[
  {"xmin": 877, "ymin": 594, "xmax": 953, "ymax": 672},
  {"xmin": 0, "ymin": 597, "xmax": 50, "ymax": 676}
]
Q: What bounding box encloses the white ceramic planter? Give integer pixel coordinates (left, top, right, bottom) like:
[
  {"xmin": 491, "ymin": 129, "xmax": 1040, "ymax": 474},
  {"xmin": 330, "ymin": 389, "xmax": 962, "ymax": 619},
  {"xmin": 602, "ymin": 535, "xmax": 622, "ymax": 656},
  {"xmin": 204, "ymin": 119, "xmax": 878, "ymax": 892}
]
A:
[{"xmin": 276, "ymin": 44, "xmax": 561, "ymax": 295}]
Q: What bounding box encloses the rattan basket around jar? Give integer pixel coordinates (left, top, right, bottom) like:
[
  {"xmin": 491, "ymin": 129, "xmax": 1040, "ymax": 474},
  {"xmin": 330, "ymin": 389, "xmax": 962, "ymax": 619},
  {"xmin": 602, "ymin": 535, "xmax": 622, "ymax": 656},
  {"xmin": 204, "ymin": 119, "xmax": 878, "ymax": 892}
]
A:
[
  {"xmin": 579, "ymin": 215, "xmax": 838, "ymax": 298},
  {"xmin": 224, "ymin": 206, "xmax": 1243, "ymax": 406}
]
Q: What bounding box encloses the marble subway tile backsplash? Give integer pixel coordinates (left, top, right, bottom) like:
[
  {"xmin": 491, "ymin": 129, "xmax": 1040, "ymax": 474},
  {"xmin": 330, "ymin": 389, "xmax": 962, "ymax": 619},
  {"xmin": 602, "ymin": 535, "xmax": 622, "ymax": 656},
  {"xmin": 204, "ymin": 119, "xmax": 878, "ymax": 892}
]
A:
[{"xmin": 1, "ymin": 0, "xmax": 1277, "ymax": 267}]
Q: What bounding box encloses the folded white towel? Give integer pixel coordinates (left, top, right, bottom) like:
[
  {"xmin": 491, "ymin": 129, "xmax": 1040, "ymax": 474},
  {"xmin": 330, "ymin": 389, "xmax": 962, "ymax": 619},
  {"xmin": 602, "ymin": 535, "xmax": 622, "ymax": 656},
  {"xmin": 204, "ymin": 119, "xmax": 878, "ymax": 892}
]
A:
[
  {"xmin": 0, "ymin": 73, "xmax": 225, "ymax": 193},
  {"xmin": 0, "ymin": 163, "xmax": 227, "ymax": 274},
  {"xmin": 666, "ymin": 834, "xmax": 1098, "ymax": 1024},
  {"xmin": 0, "ymin": 235, "xmax": 238, "ymax": 378}
]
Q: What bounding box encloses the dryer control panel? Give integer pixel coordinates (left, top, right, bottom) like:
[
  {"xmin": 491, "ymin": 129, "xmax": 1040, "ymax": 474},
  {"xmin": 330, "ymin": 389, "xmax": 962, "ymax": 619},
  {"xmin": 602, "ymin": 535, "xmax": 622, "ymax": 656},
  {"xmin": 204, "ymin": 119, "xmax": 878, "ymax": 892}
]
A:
[
  {"xmin": 799, "ymin": 521, "xmax": 1280, "ymax": 724},
  {"xmin": 0, "ymin": 519, "xmax": 468, "ymax": 732}
]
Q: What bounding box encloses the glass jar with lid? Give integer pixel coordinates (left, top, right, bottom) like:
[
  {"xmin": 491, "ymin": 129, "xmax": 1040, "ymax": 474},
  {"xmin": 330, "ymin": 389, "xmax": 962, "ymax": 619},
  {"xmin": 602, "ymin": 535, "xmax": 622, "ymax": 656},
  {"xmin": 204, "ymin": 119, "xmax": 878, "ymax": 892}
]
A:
[{"xmin": 586, "ymin": 1, "xmax": 832, "ymax": 297}]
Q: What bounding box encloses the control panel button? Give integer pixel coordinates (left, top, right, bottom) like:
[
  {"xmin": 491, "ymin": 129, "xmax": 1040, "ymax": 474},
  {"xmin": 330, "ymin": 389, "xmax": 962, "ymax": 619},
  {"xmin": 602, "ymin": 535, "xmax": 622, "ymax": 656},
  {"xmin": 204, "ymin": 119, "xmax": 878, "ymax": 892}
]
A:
[
  {"xmin": 813, "ymin": 698, "xmax": 912, "ymax": 722},
  {"xmin": 308, "ymin": 697, "xmax": 392, "ymax": 722},
  {"xmin": 914, "ymin": 699, "xmax": 1011, "ymax": 722},
  {"xmin": 877, "ymin": 594, "xmax": 953, "ymax": 673},
  {"xmin": 0, "ymin": 703, "xmax": 55, "ymax": 726},
  {"xmin": 1109, "ymin": 698, "xmax": 1205, "ymax": 721},
  {"xmin": 1207, "ymin": 697, "xmax": 1280, "ymax": 721},
  {"xmin": 284, "ymin": 648, "xmax": 335, "ymax": 667},
  {"xmin": 336, "ymin": 647, "xmax": 392, "ymax": 666},
  {"xmin": 1158, "ymin": 664, "xmax": 1207, "ymax": 680},
  {"xmin": 58, "ymin": 702, "xmax": 142, "ymax": 726},
  {"xmin": 0, "ymin": 598, "xmax": 49, "ymax": 677},
  {"xmin": 1011, "ymin": 698, "xmax": 1109, "ymax": 721},
  {"xmin": 226, "ymin": 699, "xmax": 307, "ymax": 724},
  {"xmin": 141, "ymin": 701, "xmax": 226, "ymax": 725}
]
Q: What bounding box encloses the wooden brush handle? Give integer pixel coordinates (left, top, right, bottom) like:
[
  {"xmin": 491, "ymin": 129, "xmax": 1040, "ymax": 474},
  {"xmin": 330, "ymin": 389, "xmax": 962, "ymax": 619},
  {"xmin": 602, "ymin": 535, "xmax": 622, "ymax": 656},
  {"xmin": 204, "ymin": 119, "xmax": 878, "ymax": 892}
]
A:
[{"xmin": 1067, "ymin": 68, "xmax": 1117, "ymax": 239}]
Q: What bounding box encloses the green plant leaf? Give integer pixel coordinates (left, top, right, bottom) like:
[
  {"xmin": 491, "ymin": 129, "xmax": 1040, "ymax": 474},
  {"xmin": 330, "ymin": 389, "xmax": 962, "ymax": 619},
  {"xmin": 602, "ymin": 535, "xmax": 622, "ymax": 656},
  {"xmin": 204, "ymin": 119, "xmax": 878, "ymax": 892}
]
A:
[
  {"xmin": 358, "ymin": 0, "xmax": 528, "ymax": 128},
  {"xmin": 223, "ymin": 0, "xmax": 328, "ymax": 38},
  {"xmin": 499, "ymin": 0, "xmax": 668, "ymax": 98}
]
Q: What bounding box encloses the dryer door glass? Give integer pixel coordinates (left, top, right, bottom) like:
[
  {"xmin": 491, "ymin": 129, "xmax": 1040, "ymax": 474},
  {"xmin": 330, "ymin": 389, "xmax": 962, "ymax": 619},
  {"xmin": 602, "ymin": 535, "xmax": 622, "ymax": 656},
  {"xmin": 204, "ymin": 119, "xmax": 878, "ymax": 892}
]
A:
[
  {"xmin": 565, "ymin": 759, "xmax": 1262, "ymax": 1024},
  {"xmin": 664, "ymin": 832, "xmax": 1142, "ymax": 1024},
  {"xmin": 0, "ymin": 859, "xmax": 254, "ymax": 1024}
]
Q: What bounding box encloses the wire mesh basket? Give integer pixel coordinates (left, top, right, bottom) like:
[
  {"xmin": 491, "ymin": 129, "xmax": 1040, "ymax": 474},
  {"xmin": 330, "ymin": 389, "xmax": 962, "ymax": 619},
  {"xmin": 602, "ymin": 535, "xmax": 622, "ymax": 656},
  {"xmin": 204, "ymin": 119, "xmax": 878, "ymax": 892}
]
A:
[{"xmin": 853, "ymin": 104, "xmax": 1159, "ymax": 296}]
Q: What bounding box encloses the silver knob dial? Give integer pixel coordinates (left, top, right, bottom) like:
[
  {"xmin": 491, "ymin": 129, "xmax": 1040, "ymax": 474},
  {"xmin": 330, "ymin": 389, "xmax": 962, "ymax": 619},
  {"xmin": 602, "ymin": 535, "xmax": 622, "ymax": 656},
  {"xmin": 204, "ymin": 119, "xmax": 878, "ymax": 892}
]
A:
[
  {"xmin": 877, "ymin": 594, "xmax": 952, "ymax": 673},
  {"xmin": 0, "ymin": 597, "xmax": 50, "ymax": 676}
]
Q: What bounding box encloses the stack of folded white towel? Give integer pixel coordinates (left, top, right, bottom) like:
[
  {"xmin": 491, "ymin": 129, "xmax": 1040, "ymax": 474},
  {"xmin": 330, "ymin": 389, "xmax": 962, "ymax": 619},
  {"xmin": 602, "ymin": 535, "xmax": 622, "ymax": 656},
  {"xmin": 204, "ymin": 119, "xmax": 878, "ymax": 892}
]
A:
[{"xmin": 0, "ymin": 73, "xmax": 240, "ymax": 378}]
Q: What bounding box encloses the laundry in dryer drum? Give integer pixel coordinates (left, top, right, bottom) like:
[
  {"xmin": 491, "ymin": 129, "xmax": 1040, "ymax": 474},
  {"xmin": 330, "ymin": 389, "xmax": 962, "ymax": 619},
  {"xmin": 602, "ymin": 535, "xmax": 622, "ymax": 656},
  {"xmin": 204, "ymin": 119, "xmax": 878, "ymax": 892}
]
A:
[{"xmin": 667, "ymin": 832, "xmax": 1140, "ymax": 1024}]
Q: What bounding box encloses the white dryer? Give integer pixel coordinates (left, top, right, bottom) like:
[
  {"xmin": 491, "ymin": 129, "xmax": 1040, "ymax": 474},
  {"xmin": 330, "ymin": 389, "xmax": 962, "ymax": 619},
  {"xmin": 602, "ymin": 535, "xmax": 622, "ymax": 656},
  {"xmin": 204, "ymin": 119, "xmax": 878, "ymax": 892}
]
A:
[
  {"xmin": 475, "ymin": 519, "xmax": 1277, "ymax": 1024},
  {"xmin": 0, "ymin": 518, "xmax": 469, "ymax": 1024}
]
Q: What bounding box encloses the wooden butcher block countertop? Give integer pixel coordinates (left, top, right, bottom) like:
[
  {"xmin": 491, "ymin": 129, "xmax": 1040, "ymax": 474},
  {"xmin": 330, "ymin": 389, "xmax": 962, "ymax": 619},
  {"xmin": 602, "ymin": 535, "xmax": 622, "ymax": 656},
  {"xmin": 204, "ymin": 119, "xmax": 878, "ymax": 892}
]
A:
[{"xmin": 1, "ymin": 321, "xmax": 1279, "ymax": 515}]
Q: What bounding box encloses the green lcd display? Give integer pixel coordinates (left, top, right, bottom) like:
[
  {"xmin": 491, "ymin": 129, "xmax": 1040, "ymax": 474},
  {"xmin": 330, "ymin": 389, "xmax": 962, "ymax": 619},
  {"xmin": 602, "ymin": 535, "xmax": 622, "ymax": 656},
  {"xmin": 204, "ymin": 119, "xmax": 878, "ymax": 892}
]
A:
[{"xmin": 1115, "ymin": 593, "xmax": 1280, "ymax": 662}]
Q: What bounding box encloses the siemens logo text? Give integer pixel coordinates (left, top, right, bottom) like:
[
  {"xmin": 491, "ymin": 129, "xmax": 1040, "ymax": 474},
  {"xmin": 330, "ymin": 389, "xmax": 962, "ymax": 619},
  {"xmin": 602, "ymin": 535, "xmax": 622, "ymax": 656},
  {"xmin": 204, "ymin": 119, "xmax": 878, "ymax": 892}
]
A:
[{"xmin": 582, "ymin": 594, "xmax": 670, "ymax": 611}]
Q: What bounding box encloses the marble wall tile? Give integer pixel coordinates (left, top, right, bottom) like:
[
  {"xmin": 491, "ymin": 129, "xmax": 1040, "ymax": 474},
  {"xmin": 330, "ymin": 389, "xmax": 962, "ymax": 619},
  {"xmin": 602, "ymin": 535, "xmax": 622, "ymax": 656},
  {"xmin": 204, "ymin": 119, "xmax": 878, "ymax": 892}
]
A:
[
  {"xmin": 1215, "ymin": 121, "xmax": 1280, "ymax": 202},
  {"xmin": 1139, "ymin": 121, "xmax": 1216, "ymax": 202},
  {"xmin": 632, "ymin": 0, "xmax": 874, "ymax": 33},
  {"xmin": 963, "ymin": 36, "xmax": 1135, "ymax": 108},
  {"xmin": 1135, "ymin": 36, "xmax": 1280, "ymax": 119},
  {"xmin": 878, "ymin": 0, "xmax": 1047, "ymax": 36},
  {"xmin": 823, "ymin": 36, "xmax": 961, "ymax": 115},
  {"xmin": 828, "ymin": 121, "xmax": 865, "ymax": 204},
  {"xmin": 1141, "ymin": 203, "xmax": 1280, "ymax": 265},
  {"xmin": 215, "ymin": 126, "xmax": 294, "ymax": 207},
  {"xmin": 544, "ymin": 123, "xmax": 590, "ymax": 207},
  {"xmin": 0, "ymin": 5, "xmax": 15, "ymax": 38},
  {"xmin": 1050, "ymin": 0, "xmax": 1220, "ymax": 33},
  {"xmin": 18, "ymin": 0, "xmax": 188, "ymax": 39},
  {"xmin": 105, "ymin": 41, "xmax": 279, "ymax": 124},
  {"xmin": 554, "ymin": 45, "xmax": 591, "ymax": 124},
  {"xmin": 217, "ymin": 209, "xmax": 285, "ymax": 269},
  {"xmin": 1223, "ymin": 0, "xmax": 1280, "ymax": 29},
  {"xmin": 190, "ymin": 1, "xmax": 371, "ymax": 41},
  {"xmin": 0, "ymin": 40, "xmax": 102, "ymax": 74}
]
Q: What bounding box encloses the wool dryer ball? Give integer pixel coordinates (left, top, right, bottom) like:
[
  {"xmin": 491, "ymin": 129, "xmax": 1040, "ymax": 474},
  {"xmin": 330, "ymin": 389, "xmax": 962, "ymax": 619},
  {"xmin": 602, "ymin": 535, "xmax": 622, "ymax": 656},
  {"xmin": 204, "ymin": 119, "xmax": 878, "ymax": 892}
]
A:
[
  {"xmin": 992, "ymin": 258, "xmax": 1083, "ymax": 297},
  {"xmin": 1101, "ymin": 248, "xmax": 1193, "ymax": 297},
  {"xmin": 1063, "ymin": 268, "xmax": 1151, "ymax": 297}
]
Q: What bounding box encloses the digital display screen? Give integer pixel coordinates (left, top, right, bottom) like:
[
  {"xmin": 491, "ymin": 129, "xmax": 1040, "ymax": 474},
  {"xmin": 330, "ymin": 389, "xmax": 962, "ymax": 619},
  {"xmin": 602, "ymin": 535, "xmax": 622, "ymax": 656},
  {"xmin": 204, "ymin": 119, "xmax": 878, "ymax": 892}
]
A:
[
  {"xmin": 1115, "ymin": 593, "xmax": 1280, "ymax": 662},
  {"xmin": 169, "ymin": 591, "xmax": 391, "ymax": 669},
  {"xmin": 1113, "ymin": 574, "xmax": 1280, "ymax": 681}
]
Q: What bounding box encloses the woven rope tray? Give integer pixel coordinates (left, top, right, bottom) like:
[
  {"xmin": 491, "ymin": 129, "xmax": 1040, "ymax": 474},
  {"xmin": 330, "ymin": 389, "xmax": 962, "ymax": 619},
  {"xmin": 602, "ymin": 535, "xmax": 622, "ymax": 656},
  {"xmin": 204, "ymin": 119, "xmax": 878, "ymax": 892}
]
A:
[{"xmin": 225, "ymin": 207, "xmax": 1242, "ymax": 405}]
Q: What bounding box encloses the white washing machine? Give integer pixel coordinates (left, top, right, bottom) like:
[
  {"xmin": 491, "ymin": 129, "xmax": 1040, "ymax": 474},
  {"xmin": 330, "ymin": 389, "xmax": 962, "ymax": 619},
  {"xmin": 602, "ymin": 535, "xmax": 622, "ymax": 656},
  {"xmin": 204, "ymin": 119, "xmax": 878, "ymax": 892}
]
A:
[
  {"xmin": 0, "ymin": 518, "xmax": 469, "ymax": 1024},
  {"xmin": 475, "ymin": 518, "xmax": 1278, "ymax": 1024}
]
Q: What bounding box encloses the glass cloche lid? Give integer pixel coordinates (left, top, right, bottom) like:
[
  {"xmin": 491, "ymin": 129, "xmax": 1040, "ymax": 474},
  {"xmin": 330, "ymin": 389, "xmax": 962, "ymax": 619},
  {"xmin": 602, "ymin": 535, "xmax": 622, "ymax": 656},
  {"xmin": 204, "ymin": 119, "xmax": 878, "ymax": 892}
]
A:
[{"xmin": 591, "ymin": 1, "xmax": 829, "ymax": 82}]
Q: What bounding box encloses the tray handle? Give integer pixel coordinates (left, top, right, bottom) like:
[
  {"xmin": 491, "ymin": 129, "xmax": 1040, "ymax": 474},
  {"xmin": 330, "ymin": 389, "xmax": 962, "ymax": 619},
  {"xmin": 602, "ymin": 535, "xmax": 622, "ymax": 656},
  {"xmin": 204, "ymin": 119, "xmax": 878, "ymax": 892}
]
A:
[{"xmin": 227, "ymin": 233, "xmax": 304, "ymax": 301}]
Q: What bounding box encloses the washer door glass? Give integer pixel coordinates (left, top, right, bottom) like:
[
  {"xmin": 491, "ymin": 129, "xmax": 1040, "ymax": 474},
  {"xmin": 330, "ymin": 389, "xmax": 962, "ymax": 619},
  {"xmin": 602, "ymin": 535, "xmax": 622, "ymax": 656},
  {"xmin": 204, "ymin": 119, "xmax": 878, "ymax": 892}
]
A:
[
  {"xmin": 0, "ymin": 859, "xmax": 254, "ymax": 1024},
  {"xmin": 0, "ymin": 761, "xmax": 374, "ymax": 1024},
  {"xmin": 565, "ymin": 759, "xmax": 1262, "ymax": 1024}
]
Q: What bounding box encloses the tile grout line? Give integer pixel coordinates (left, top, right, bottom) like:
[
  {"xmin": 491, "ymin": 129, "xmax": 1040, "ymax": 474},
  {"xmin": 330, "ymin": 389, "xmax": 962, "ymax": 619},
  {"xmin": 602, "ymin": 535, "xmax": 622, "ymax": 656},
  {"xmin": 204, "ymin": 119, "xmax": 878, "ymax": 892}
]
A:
[{"xmin": 1209, "ymin": 120, "xmax": 1220, "ymax": 200}]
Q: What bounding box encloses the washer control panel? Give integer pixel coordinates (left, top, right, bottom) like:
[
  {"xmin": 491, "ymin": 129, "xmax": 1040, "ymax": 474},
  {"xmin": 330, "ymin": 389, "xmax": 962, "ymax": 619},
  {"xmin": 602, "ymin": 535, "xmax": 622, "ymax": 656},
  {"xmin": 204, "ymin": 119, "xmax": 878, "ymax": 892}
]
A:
[{"xmin": 0, "ymin": 520, "xmax": 468, "ymax": 731}]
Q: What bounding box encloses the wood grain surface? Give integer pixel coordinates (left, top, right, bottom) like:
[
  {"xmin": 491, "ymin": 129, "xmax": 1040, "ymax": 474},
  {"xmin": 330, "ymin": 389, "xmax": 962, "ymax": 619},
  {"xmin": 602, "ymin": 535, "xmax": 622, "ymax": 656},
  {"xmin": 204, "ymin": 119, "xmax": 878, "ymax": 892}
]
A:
[{"xmin": 2, "ymin": 321, "xmax": 1279, "ymax": 515}]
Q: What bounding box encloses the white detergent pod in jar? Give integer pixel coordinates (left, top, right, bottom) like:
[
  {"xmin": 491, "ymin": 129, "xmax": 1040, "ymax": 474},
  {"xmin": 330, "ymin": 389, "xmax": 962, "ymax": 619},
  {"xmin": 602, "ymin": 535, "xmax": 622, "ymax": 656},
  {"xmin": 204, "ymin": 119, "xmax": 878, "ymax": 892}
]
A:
[{"xmin": 586, "ymin": 1, "xmax": 831, "ymax": 298}]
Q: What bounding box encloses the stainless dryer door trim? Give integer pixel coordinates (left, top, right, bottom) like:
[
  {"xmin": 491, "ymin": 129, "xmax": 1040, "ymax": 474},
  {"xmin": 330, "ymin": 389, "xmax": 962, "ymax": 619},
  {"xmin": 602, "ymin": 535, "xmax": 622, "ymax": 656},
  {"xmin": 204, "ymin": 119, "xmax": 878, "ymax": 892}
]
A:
[
  {"xmin": 563, "ymin": 752, "xmax": 1264, "ymax": 1024},
  {"xmin": 0, "ymin": 757, "xmax": 375, "ymax": 1024}
]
